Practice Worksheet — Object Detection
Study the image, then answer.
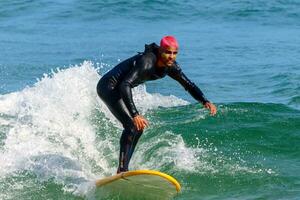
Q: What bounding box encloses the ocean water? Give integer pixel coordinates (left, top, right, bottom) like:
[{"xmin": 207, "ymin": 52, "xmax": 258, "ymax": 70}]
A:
[{"xmin": 0, "ymin": 1, "xmax": 299, "ymax": 200}]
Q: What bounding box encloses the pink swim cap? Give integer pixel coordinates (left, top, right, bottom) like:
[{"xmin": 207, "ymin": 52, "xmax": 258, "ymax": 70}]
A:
[{"xmin": 160, "ymin": 36, "xmax": 179, "ymax": 49}]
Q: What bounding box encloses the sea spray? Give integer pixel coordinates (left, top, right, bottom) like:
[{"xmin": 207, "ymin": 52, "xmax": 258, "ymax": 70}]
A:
[{"xmin": 0, "ymin": 61, "xmax": 191, "ymax": 199}]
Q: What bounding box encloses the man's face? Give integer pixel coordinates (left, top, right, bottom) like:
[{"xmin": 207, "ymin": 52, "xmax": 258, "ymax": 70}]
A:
[{"xmin": 160, "ymin": 46, "xmax": 178, "ymax": 66}]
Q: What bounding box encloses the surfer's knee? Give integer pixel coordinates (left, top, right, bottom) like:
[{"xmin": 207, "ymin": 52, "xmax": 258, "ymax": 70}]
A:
[
  {"xmin": 123, "ymin": 122, "xmax": 136, "ymax": 134},
  {"xmin": 123, "ymin": 125, "xmax": 143, "ymax": 137},
  {"xmin": 120, "ymin": 128, "xmax": 143, "ymax": 147}
]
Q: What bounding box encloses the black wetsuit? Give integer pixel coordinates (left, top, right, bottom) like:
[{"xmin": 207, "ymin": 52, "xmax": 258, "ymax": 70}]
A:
[{"xmin": 97, "ymin": 43, "xmax": 209, "ymax": 172}]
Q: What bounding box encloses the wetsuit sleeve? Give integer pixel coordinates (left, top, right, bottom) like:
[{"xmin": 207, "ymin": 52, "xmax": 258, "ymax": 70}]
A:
[
  {"xmin": 119, "ymin": 55, "xmax": 154, "ymax": 117},
  {"xmin": 168, "ymin": 64, "xmax": 209, "ymax": 105}
]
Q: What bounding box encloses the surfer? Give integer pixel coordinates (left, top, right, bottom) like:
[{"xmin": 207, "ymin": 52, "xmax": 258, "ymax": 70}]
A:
[{"xmin": 97, "ymin": 36, "xmax": 217, "ymax": 173}]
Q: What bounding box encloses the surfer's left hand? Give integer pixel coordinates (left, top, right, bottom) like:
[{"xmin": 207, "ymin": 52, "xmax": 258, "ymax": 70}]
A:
[
  {"xmin": 204, "ymin": 102, "xmax": 217, "ymax": 116},
  {"xmin": 133, "ymin": 115, "xmax": 149, "ymax": 131}
]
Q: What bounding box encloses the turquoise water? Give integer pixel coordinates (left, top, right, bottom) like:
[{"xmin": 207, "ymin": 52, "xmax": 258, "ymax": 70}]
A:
[{"xmin": 0, "ymin": 1, "xmax": 300, "ymax": 199}]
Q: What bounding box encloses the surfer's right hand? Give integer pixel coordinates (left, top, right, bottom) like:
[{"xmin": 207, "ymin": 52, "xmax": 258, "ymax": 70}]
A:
[{"xmin": 133, "ymin": 115, "xmax": 149, "ymax": 131}]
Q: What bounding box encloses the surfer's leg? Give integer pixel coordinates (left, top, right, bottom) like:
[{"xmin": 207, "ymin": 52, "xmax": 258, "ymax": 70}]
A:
[
  {"xmin": 97, "ymin": 86, "xmax": 143, "ymax": 173},
  {"xmin": 119, "ymin": 128, "xmax": 143, "ymax": 172},
  {"xmin": 107, "ymin": 98, "xmax": 143, "ymax": 173},
  {"xmin": 97, "ymin": 81, "xmax": 133, "ymax": 130},
  {"xmin": 127, "ymin": 129, "xmax": 143, "ymax": 164},
  {"xmin": 107, "ymin": 99, "xmax": 143, "ymax": 173}
]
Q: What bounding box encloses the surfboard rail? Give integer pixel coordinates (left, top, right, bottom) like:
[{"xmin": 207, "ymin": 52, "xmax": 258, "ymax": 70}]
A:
[{"xmin": 95, "ymin": 169, "xmax": 181, "ymax": 192}]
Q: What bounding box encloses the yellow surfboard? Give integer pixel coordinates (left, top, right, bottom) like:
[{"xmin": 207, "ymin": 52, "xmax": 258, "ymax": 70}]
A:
[{"xmin": 95, "ymin": 170, "xmax": 181, "ymax": 200}]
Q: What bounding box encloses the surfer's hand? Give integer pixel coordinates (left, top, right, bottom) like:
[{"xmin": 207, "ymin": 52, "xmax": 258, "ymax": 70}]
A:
[
  {"xmin": 133, "ymin": 115, "xmax": 149, "ymax": 131},
  {"xmin": 204, "ymin": 102, "xmax": 217, "ymax": 116}
]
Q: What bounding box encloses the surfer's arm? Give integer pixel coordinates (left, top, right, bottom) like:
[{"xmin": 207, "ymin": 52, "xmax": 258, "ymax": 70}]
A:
[
  {"xmin": 119, "ymin": 55, "xmax": 153, "ymax": 117},
  {"xmin": 168, "ymin": 65, "xmax": 217, "ymax": 115},
  {"xmin": 119, "ymin": 76, "xmax": 139, "ymax": 117},
  {"xmin": 168, "ymin": 64, "xmax": 209, "ymax": 105}
]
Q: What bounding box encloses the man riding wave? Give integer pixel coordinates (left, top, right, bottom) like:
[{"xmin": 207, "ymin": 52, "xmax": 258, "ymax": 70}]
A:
[{"xmin": 97, "ymin": 36, "xmax": 217, "ymax": 173}]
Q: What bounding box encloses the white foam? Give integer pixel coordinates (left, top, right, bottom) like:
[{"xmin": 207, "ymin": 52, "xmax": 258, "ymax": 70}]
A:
[
  {"xmin": 0, "ymin": 61, "xmax": 189, "ymax": 197},
  {"xmin": 0, "ymin": 62, "xmax": 106, "ymax": 193},
  {"xmin": 131, "ymin": 131, "xmax": 208, "ymax": 173},
  {"xmin": 132, "ymin": 85, "xmax": 188, "ymax": 114}
]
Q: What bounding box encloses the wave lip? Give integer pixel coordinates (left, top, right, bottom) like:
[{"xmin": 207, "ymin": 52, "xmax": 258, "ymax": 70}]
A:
[{"xmin": 0, "ymin": 61, "xmax": 191, "ymax": 199}]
